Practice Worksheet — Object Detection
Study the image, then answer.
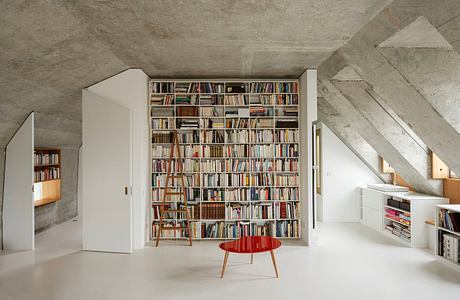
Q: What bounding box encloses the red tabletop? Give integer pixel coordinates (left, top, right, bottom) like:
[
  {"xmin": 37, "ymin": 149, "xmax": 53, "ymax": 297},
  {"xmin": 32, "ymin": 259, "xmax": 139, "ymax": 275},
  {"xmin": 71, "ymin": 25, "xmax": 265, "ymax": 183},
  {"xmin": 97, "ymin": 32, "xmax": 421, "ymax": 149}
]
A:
[{"xmin": 219, "ymin": 236, "xmax": 281, "ymax": 253}]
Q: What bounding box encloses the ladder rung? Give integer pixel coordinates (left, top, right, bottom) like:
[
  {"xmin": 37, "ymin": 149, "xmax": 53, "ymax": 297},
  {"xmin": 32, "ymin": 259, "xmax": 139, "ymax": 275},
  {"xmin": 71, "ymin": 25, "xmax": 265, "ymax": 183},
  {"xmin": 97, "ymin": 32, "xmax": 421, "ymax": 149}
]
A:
[
  {"xmin": 169, "ymin": 175, "xmax": 185, "ymax": 178},
  {"xmin": 165, "ymin": 192, "xmax": 184, "ymax": 195},
  {"xmin": 162, "ymin": 209, "xmax": 188, "ymax": 213},
  {"xmin": 159, "ymin": 227, "xmax": 190, "ymax": 231}
]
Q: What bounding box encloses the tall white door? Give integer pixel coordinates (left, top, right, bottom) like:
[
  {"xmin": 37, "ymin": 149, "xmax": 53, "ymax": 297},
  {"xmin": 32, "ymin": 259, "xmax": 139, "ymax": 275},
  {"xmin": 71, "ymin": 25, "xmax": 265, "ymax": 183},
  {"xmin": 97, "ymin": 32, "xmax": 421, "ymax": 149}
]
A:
[
  {"xmin": 82, "ymin": 90, "xmax": 133, "ymax": 253},
  {"xmin": 3, "ymin": 112, "xmax": 34, "ymax": 250}
]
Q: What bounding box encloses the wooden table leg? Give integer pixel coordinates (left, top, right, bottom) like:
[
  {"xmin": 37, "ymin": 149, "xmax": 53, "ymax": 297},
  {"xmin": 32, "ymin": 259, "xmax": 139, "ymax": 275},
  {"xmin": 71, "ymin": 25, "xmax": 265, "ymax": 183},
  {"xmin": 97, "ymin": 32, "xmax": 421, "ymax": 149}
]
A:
[
  {"xmin": 251, "ymin": 253, "xmax": 253, "ymax": 264},
  {"xmin": 220, "ymin": 251, "xmax": 229, "ymax": 278},
  {"xmin": 270, "ymin": 250, "xmax": 279, "ymax": 278}
]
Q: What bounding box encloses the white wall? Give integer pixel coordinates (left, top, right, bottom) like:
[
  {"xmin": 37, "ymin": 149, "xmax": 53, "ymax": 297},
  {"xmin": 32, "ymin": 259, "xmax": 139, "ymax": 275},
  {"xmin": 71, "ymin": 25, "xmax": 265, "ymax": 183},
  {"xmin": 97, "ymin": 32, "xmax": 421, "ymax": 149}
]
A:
[
  {"xmin": 87, "ymin": 69, "xmax": 149, "ymax": 249},
  {"xmin": 3, "ymin": 113, "xmax": 34, "ymax": 250},
  {"xmin": 321, "ymin": 123, "xmax": 382, "ymax": 222},
  {"xmin": 299, "ymin": 69, "xmax": 317, "ymax": 245}
]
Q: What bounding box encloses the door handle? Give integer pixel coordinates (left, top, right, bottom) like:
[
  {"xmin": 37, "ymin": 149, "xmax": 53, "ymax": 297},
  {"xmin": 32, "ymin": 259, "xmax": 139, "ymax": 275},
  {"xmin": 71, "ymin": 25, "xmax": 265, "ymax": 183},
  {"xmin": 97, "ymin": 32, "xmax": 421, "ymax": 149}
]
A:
[{"xmin": 124, "ymin": 187, "xmax": 128, "ymax": 195}]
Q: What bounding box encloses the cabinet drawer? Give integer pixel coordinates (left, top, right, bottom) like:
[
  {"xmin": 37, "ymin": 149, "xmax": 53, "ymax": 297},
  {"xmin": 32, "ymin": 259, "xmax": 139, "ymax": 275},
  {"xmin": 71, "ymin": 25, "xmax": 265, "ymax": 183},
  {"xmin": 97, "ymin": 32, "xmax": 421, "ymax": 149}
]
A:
[
  {"xmin": 362, "ymin": 189, "xmax": 383, "ymax": 211},
  {"xmin": 362, "ymin": 206, "xmax": 383, "ymax": 232}
]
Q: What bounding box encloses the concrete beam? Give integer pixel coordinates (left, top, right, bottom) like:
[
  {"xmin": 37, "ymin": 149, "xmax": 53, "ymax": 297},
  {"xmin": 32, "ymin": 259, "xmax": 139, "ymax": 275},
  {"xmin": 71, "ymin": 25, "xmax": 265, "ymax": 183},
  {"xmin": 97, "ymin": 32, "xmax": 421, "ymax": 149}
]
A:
[
  {"xmin": 325, "ymin": 4, "xmax": 460, "ymax": 177},
  {"xmin": 317, "ymin": 97, "xmax": 390, "ymax": 183},
  {"xmin": 318, "ymin": 78, "xmax": 441, "ymax": 195}
]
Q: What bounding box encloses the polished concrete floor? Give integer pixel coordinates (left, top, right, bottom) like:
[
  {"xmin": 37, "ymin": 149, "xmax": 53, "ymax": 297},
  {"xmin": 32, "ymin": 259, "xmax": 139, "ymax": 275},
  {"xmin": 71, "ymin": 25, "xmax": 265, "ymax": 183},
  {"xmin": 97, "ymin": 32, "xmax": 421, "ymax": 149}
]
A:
[{"xmin": 1, "ymin": 220, "xmax": 459, "ymax": 300}]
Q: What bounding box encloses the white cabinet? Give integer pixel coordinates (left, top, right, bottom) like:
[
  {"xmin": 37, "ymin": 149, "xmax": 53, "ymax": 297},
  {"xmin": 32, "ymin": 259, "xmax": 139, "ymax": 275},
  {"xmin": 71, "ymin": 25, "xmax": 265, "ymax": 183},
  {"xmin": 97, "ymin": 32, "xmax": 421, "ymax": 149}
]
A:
[
  {"xmin": 361, "ymin": 188, "xmax": 383, "ymax": 231},
  {"xmin": 360, "ymin": 187, "xmax": 448, "ymax": 248}
]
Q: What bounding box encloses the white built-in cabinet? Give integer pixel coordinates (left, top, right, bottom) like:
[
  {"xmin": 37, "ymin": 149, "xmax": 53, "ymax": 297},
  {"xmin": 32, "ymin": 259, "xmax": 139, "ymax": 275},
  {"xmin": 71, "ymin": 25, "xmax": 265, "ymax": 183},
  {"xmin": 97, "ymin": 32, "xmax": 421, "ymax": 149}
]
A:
[{"xmin": 360, "ymin": 187, "xmax": 448, "ymax": 248}]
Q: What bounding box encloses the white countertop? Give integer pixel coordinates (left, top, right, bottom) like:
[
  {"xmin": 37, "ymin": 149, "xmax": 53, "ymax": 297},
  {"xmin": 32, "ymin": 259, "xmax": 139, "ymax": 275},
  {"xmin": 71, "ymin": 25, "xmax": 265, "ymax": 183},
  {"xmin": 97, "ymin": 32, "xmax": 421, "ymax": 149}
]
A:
[{"xmin": 361, "ymin": 186, "xmax": 449, "ymax": 202}]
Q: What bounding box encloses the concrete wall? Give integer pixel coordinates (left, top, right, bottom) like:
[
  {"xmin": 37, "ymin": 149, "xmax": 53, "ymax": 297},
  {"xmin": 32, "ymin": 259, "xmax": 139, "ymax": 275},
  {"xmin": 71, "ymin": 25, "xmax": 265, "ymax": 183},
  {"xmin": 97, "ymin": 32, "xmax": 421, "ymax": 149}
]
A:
[
  {"xmin": 34, "ymin": 148, "xmax": 79, "ymax": 233},
  {"xmin": 320, "ymin": 124, "xmax": 382, "ymax": 222}
]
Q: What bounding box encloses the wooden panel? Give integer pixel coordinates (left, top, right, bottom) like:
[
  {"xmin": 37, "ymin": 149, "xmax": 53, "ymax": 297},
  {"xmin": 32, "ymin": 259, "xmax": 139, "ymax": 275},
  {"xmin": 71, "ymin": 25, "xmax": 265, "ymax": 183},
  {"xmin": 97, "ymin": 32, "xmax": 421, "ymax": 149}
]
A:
[
  {"xmin": 393, "ymin": 173, "xmax": 414, "ymax": 191},
  {"xmin": 34, "ymin": 179, "xmax": 61, "ymax": 207},
  {"xmin": 431, "ymin": 151, "xmax": 449, "ymax": 179},
  {"xmin": 443, "ymin": 178, "xmax": 460, "ymax": 204},
  {"xmin": 380, "ymin": 157, "xmax": 395, "ymax": 173}
]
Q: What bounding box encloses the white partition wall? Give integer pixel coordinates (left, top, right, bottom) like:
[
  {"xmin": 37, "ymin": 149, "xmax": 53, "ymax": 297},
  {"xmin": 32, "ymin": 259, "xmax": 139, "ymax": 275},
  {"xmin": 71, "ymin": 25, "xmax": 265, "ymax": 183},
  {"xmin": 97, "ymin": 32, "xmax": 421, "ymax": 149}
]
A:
[
  {"xmin": 299, "ymin": 69, "xmax": 318, "ymax": 245},
  {"xmin": 3, "ymin": 112, "xmax": 34, "ymax": 250},
  {"xmin": 82, "ymin": 90, "xmax": 133, "ymax": 253},
  {"xmin": 87, "ymin": 69, "xmax": 149, "ymax": 249}
]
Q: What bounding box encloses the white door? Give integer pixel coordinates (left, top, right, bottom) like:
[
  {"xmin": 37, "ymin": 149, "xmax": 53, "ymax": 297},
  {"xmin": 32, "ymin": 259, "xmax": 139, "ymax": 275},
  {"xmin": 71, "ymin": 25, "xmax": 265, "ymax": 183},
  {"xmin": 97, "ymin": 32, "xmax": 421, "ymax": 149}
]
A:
[
  {"xmin": 82, "ymin": 90, "xmax": 132, "ymax": 253},
  {"xmin": 3, "ymin": 112, "xmax": 34, "ymax": 250}
]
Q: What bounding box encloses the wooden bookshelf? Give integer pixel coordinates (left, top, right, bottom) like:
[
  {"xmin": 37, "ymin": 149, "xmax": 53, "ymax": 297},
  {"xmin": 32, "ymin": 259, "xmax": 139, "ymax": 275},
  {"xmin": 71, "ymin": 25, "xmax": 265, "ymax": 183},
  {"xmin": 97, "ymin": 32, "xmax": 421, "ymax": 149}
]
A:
[
  {"xmin": 149, "ymin": 80, "xmax": 300, "ymax": 240},
  {"xmin": 34, "ymin": 148, "xmax": 61, "ymax": 207}
]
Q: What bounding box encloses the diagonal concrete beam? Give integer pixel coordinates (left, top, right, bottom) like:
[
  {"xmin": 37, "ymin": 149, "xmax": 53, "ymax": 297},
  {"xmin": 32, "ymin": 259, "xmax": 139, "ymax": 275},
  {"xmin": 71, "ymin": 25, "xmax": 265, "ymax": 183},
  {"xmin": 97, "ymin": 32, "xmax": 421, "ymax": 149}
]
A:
[
  {"xmin": 331, "ymin": 80, "xmax": 442, "ymax": 194},
  {"xmin": 318, "ymin": 78, "xmax": 441, "ymax": 195},
  {"xmin": 317, "ymin": 97, "xmax": 390, "ymax": 183},
  {"xmin": 323, "ymin": 6, "xmax": 460, "ymax": 176}
]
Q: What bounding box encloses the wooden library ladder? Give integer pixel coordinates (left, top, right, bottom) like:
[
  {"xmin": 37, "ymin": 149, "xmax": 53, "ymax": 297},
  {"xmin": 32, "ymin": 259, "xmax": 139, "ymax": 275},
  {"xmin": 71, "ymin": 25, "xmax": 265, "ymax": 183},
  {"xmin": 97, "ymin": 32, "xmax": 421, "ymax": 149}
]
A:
[{"xmin": 156, "ymin": 130, "xmax": 193, "ymax": 247}]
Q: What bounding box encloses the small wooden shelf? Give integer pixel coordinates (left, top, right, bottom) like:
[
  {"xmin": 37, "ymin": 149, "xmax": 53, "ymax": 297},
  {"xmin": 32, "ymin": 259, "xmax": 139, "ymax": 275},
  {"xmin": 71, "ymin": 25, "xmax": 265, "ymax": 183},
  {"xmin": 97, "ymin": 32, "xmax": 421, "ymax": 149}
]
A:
[{"xmin": 34, "ymin": 148, "xmax": 61, "ymax": 207}]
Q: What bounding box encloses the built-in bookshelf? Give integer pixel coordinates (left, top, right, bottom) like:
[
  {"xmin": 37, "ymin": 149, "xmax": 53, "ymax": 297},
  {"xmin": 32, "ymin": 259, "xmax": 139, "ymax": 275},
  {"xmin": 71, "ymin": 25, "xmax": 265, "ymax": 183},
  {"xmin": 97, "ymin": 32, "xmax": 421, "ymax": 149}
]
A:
[
  {"xmin": 436, "ymin": 205, "xmax": 460, "ymax": 270},
  {"xmin": 149, "ymin": 80, "xmax": 300, "ymax": 240},
  {"xmin": 34, "ymin": 148, "xmax": 61, "ymax": 207}
]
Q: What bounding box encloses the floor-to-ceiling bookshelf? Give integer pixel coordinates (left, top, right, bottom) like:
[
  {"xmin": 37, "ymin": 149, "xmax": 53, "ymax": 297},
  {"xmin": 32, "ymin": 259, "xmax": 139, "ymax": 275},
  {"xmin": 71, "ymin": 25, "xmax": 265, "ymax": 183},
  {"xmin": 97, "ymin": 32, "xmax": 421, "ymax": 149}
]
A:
[{"xmin": 149, "ymin": 80, "xmax": 300, "ymax": 240}]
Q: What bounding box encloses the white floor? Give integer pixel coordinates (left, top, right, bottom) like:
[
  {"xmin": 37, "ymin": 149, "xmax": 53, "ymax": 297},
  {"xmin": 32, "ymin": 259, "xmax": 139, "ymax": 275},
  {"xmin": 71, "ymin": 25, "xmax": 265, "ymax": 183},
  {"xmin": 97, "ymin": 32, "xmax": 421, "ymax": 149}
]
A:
[{"xmin": 1, "ymin": 221, "xmax": 459, "ymax": 300}]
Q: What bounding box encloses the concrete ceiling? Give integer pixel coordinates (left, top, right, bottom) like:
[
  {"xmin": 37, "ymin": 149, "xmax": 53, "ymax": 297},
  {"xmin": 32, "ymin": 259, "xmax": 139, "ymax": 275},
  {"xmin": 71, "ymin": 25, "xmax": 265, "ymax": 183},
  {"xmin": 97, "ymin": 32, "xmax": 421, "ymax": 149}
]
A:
[{"xmin": 0, "ymin": 0, "xmax": 392, "ymax": 148}]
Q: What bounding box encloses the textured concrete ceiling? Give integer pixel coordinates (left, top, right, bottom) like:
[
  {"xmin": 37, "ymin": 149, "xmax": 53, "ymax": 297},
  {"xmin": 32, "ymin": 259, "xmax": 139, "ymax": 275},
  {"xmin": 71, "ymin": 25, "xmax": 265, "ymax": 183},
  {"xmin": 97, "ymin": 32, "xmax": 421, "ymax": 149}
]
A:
[{"xmin": 0, "ymin": 0, "xmax": 391, "ymax": 147}]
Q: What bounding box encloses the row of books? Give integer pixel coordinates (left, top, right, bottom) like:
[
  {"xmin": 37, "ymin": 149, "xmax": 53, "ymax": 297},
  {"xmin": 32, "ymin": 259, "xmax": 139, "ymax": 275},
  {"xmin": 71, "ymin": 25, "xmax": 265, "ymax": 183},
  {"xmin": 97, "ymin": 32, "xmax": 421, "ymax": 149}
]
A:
[
  {"xmin": 175, "ymin": 82, "xmax": 199, "ymax": 93},
  {"xmin": 151, "ymin": 203, "xmax": 200, "ymax": 220},
  {"xmin": 438, "ymin": 209, "xmax": 460, "ymax": 232},
  {"xmin": 151, "ymin": 118, "xmax": 173, "ymax": 130},
  {"xmin": 151, "ymin": 174, "xmax": 201, "ymax": 188},
  {"xmin": 250, "ymin": 82, "xmax": 274, "ymax": 93},
  {"xmin": 225, "ymin": 144, "xmax": 249, "ymax": 157},
  {"xmin": 275, "ymin": 175, "xmax": 298, "ymax": 186},
  {"xmin": 152, "ymin": 159, "xmax": 200, "ymax": 172},
  {"xmin": 34, "ymin": 153, "xmax": 59, "ymax": 166},
  {"xmin": 202, "ymin": 173, "xmax": 225, "ymax": 187},
  {"xmin": 150, "ymin": 82, "xmax": 298, "ymax": 95},
  {"xmin": 202, "ymin": 145, "xmax": 224, "ymax": 157},
  {"xmin": 152, "ymin": 158, "xmax": 298, "ymax": 174},
  {"xmin": 201, "ymin": 130, "xmax": 224, "ymax": 143},
  {"xmin": 151, "ymin": 145, "xmax": 200, "ymax": 158},
  {"xmin": 151, "ymin": 220, "xmax": 299, "ymax": 238},
  {"xmin": 226, "ymin": 130, "xmax": 249, "ymax": 143},
  {"xmin": 152, "ymin": 133, "xmax": 172, "ymax": 143},
  {"xmin": 177, "ymin": 119, "xmax": 199, "ymax": 129},
  {"xmin": 34, "ymin": 168, "xmax": 60, "ymax": 183},
  {"xmin": 385, "ymin": 208, "xmax": 411, "ymax": 226},
  {"xmin": 151, "ymin": 107, "xmax": 174, "ymax": 117},
  {"xmin": 250, "ymin": 95, "xmax": 275, "ymax": 105},
  {"xmin": 250, "ymin": 107, "xmax": 274, "ymax": 116},
  {"xmin": 201, "ymin": 159, "xmax": 225, "ymax": 172},
  {"xmin": 226, "ymin": 173, "xmax": 273, "ymax": 186},
  {"xmin": 149, "ymin": 94, "xmax": 298, "ymax": 106},
  {"xmin": 438, "ymin": 230, "xmax": 460, "ymax": 263},
  {"xmin": 199, "ymin": 95, "xmax": 224, "ymax": 105},
  {"xmin": 277, "ymin": 107, "xmax": 298, "ymax": 117},
  {"xmin": 275, "ymin": 82, "xmax": 298, "ymax": 93},
  {"xmin": 275, "ymin": 144, "xmax": 299, "ymax": 157},
  {"xmin": 224, "ymin": 95, "xmax": 248, "ymax": 105},
  {"xmin": 150, "ymin": 82, "xmax": 174, "ymax": 94},
  {"xmin": 201, "ymin": 203, "xmax": 225, "ymax": 219},
  {"xmin": 151, "ymin": 187, "xmax": 299, "ymax": 202},
  {"xmin": 250, "ymin": 145, "xmax": 274, "ymax": 158},
  {"xmin": 252, "ymin": 202, "xmax": 298, "ymax": 219},
  {"xmin": 150, "ymin": 95, "xmax": 174, "ymax": 105},
  {"xmin": 201, "ymin": 107, "xmax": 223, "ymax": 117},
  {"xmin": 201, "ymin": 118, "xmax": 224, "ymax": 129},
  {"xmin": 152, "ymin": 130, "xmax": 298, "ymax": 144},
  {"xmin": 226, "ymin": 204, "xmax": 250, "ymax": 220},
  {"xmin": 385, "ymin": 221, "xmax": 411, "ymax": 242}
]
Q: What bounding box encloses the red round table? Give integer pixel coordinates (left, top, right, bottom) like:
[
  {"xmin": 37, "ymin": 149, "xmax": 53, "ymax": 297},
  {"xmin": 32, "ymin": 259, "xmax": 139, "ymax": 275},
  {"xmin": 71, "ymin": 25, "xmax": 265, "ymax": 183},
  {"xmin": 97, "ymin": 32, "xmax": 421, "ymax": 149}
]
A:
[{"xmin": 219, "ymin": 236, "xmax": 281, "ymax": 278}]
